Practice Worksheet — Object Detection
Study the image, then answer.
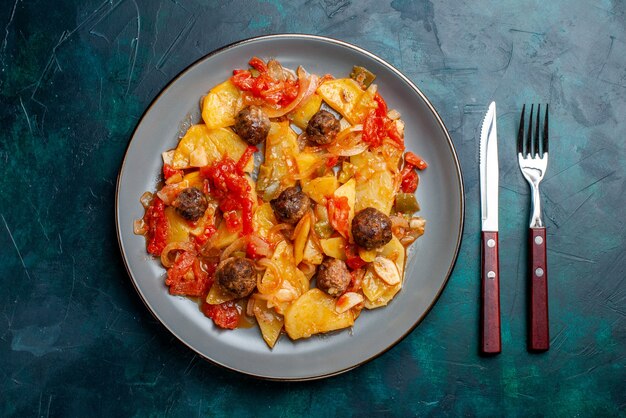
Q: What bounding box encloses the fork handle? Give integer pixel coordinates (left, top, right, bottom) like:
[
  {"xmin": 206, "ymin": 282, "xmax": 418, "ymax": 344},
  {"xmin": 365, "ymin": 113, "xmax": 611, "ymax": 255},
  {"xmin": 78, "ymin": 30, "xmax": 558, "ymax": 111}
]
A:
[
  {"xmin": 481, "ymin": 231, "xmax": 501, "ymax": 354},
  {"xmin": 529, "ymin": 227, "xmax": 549, "ymax": 351}
]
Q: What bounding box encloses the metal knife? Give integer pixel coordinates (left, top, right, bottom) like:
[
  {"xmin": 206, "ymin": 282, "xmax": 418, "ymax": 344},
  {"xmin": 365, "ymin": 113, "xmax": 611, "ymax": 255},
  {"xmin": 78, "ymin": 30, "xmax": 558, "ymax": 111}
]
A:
[{"xmin": 479, "ymin": 101, "xmax": 501, "ymax": 354}]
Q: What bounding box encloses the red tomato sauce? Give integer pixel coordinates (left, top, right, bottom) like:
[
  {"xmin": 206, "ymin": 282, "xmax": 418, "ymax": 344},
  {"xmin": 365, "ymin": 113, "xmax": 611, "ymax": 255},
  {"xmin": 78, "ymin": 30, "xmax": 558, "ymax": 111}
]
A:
[
  {"xmin": 144, "ymin": 197, "xmax": 169, "ymax": 256},
  {"xmin": 231, "ymin": 57, "xmax": 299, "ymax": 107},
  {"xmin": 200, "ymin": 157, "xmax": 255, "ymax": 235}
]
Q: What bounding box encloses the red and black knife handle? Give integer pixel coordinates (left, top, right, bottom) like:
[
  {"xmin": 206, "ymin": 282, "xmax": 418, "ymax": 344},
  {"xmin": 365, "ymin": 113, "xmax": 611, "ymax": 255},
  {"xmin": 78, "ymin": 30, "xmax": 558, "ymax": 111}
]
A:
[
  {"xmin": 529, "ymin": 227, "xmax": 549, "ymax": 351},
  {"xmin": 481, "ymin": 231, "xmax": 501, "ymax": 354}
]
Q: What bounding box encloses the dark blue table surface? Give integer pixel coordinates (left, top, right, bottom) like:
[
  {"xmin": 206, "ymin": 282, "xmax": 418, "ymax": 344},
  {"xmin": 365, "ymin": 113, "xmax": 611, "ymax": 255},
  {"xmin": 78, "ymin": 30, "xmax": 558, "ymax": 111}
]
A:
[{"xmin": 1, "ymin": 1, "xmax": 624, "ymax": 416}]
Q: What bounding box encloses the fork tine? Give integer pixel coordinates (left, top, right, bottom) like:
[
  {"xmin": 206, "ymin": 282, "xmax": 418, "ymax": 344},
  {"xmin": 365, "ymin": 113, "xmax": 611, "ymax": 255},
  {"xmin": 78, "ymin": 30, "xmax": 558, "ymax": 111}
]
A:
[
  {"xmin": 541, "ymin": 103, "xmax": 548, "ymax": 157},
  {"xmin": 535, "ymin": 104, "xmax": 541, "ymax": 157},
  {"xmin": 527, "ymin": 104, "xmax": 534, "ymax": 157},
  {"xmin": 518, "ymin": 104, "xmax": 526, "ymax": 155}
]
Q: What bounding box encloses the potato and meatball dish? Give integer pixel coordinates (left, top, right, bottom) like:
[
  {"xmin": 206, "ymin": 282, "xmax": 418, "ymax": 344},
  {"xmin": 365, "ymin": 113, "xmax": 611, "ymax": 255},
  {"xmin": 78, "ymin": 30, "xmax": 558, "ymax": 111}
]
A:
[{"xmin": 135, "ymin": 57, "xmax": 427, "ymax": 348}]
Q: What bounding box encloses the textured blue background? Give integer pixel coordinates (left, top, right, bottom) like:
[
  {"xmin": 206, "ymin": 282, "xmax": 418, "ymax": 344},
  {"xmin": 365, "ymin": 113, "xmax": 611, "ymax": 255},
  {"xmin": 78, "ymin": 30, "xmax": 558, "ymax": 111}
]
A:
[{"xmin": 1, "ymin": 0, "xmax": 625, "ymax": 416}]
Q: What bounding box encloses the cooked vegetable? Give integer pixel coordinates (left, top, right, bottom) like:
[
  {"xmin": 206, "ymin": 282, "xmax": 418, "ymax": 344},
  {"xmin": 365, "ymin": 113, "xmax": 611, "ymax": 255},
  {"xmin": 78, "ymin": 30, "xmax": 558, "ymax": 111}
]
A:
[
  {"xmin": 256, "ymin": 121, "xmax": 299, "ymax": 201},
  {"xmin": 394, "ymin": 193, "xmax": 420, "ymax": 214},
  {"xmin": 291, "ymin": 94, "xmax": 323, "ymax": 129},
  {"xmin": 201, "ymin": 80, "xmax": 243, "ymax": 129},
  {"xmin": 136, "ymin": 56, "xmax": 428, "ymax": 347},
  {"xmin": 284, "ymin": 289, "xmax": 354, "ymax": 339},
  {"xmin": 320, "ymin": 236, "xmax": 347, "ymax": 260},
  {"xmin": 301, "ymin": 176, "xmax": 339, "ymax": 204},
  {"xmin": 252, "ymin": 298, "xmax": 284, "ymax": 348},
  {"xmin": 350, "ymin": 66, "xmax": 376, "ymax": 88},
  {"xmin": 316, "ymin": 78, "xmax": 364, "ymax": 124},
  {"xmin": 313, "ymin": 220, "xmax": 333, "ymax": 239},
  {"xmin": 293, "ymin": 212, "xmax": 312, "ymax": 265},
  {"xmin": 172, "ymin": 125, "xmax": 254, "ymax": 172}
]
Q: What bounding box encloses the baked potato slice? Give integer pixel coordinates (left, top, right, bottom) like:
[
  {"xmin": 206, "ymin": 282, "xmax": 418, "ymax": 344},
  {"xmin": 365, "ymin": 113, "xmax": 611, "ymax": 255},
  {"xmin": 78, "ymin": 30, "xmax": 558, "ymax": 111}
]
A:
[{"xmin": 284, "ymin": 289, "xmax": 354, "ymax": 339}]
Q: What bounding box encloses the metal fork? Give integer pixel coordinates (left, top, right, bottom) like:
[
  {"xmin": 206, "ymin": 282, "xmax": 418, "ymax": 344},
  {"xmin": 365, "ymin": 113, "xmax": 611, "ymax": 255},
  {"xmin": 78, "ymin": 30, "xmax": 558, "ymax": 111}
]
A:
[{"xmin": 517, "ymin": 104, "xmax": 550, "ymax": 352}]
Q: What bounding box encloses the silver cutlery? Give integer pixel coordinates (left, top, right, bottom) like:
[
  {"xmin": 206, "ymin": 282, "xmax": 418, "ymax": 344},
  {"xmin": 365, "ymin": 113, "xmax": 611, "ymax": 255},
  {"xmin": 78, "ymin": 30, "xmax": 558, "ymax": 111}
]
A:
[
  {"xmin": 517, "ymin": 104, "xmax": 550, "ymax": 351},
  {"xmin": 479, "ymin": 102, "xmax": 501, "ymax": 354}
]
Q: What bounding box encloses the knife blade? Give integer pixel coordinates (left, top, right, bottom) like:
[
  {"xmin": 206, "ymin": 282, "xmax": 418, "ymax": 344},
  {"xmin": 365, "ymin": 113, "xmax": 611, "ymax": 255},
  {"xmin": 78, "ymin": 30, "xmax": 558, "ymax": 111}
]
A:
[{"xmin": 479, "ymin": 101, "xmax": 501, "ymax": 355}]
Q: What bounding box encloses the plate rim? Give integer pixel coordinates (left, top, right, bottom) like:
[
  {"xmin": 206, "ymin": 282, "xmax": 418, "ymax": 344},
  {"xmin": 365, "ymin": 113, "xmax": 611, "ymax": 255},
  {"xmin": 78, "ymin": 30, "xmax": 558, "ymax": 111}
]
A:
[{"xmin": 115, "ymin": 33, "xmax": 465, "ymax": 381}]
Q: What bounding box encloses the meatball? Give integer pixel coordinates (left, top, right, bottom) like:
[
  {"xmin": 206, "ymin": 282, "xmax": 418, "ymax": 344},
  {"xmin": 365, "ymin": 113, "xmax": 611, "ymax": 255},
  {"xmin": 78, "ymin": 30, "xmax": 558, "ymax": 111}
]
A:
[
  {"xmin": 270, "ymin": 187, "xmax": 311, "ymax": 225},
  {"xmin": 215, "ymin": 258, "xmax": 257, "ymax": 298},
  {"xmin": 233, "ymin": 106, "xmax": 270, "ymax": 145},
  {"xmin": 351, "ymin": 207, "xmax": 393, "ymax": 250},
  {"xmin": 173, "ymin": 187, "xmax": 207, "ymax": 221},
  {"xmin": 316, "ymin": 258, "xmax": 350, "ymax": 297},
  {"xmin": 306, "ymin": 110, "xmax": 340, "ymax": 145}
]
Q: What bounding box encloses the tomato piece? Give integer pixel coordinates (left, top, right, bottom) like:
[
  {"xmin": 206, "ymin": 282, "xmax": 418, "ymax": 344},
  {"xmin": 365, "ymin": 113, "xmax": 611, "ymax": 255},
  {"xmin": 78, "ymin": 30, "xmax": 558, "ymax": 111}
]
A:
[
  {"xmin": 163, "ymin": 164, "xmax": 183, "ymax": 180},
  {"xmin": 326, "ymin": 155, "xmax": 339, "ymax": 168},
  {"xmin": 327, "ymin": 195, "xmax": 351, "ymax": 238},
  {"xmin": 362, "ymin": 110, "xmax": 385, "ymax": 148},
  {"xmin": 202, "ymin": 300, "xmax": 240, "ymax": 330},
  {"xmin": 385, "ymin": 120, "xmax": 405, "ymax": 149},
  {"xmin": 373, "ymin": 93, "xmax": 388, "ymax": 117},
  {"xmin": 346, "ymin": 256, "xmax": 367, "ymax": 270},
  {"xmin": 362, "ymin": 93, "xmax": 406, "ymax": 149},
  {"xmin": 165, "ymin": 252, "xmax": 206, "ymax": 296},
  {"xmin": 223, "ymin": 210, "xmax": 241, "ymax": 232},
  {"xmin": 248, "ymin": 56, "xmax": 268, "ymax": 72},
  {"xmin": 405, "ymin": 152, "xmax": 428, "ymax": 170},
  {"xmin": 193, "ymin": 224, "xmax": 216, "ymax": 247},
  {"xmin": 346, "ymin": 268, "xmax": 365, "ymax": 293},
  {"xmin": 246, "ymin": 236, "xmax": 269, "ymax": 260},
  {"xmin": 201, "ymin": 157, "xmax": 254, "ymax": 235},
  {"xmin": 345, "ymin": 245, "xmax": 367, "ymax": 270},
  {"xmin": 236, "ymin": 146, "xmax": 258, "ymax": 174},
  {"xmin": 230, "ymin": 57, "xmax": 299, "ymax": 108},
  {"xmin": 231, "ymin": 70, "xmax": 255, "ymax": 90},
  {"xmin": 144, "ymin": 197, "xmax": 169, "ymax": 256},
  {"xmin": 400, "ymin": 167, "xmax": 419, "ymax": 193}
]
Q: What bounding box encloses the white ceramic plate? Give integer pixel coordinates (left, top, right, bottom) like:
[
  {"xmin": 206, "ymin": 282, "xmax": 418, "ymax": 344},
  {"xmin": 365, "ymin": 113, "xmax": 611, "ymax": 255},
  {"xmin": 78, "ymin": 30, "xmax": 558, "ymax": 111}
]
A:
[{"xmin": 116, "ymin": 34, "xmax": 464, "ymax": 380}]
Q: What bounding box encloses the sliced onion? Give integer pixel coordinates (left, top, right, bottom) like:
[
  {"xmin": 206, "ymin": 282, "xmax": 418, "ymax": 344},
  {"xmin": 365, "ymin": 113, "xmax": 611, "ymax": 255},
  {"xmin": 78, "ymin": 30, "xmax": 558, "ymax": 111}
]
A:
[
  {"xmin": 157, "ymin": 181, "xmax": 187, "ymax": 205},
  {"xmin": 220, "ymin": 236, "xmax": 248, "ymax": 261},
  {"xmin": 140, "ymin": 192, "xmax": 153, "ymax": 208},
  {"xmin": 298, "ymin": 261, "xmax": 316, "ymax": 280},
  {"xmin": 328, "ymin": 126, "xmax": 368, "ymax": 157},
  {"xmin": 160, "ymin": 241, "xmax": 196, "ymax": 268},
  {"xmin": 246, "ymin": 297, "xmax": 256, "ymax": 317},
  {"xmin": 133, "ymin": 218, "xmax": 147, "ymax": 235},
  {"xmin": 274, "ymin": 287, "xmax": 298, "ymax": 303},
  {"xmin": 269, "ymin": 223, "xmax": 294, "ymax": 242},
  {"xmin": 387, "ymin": 109, "xmax": 401, "ymax": 120},
  {"xmin": 250, "ymin": 292, "xmax": 271, "ymax": 301},
  {"xmin": 263, "ymin": 67, "xmax": 319, "ymax": 118},
  {"xmin": 267, "ymin": 59, "xmax": 287, "ymax": 81},
  {"xmin": 256, "ymin": 258, "xmax": 283, "ymax": 294},
  {"xmin": 248, "ymin": 234, "xmax": 272, "ymax": 258},
  {"xmin": 390, "ymin": 214, "xmax": 410, "ymax": 240}
]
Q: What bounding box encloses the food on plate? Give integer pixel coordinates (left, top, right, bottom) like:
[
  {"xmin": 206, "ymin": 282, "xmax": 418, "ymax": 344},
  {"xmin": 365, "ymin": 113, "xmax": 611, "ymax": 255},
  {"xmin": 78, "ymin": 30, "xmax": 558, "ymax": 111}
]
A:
[
  {"xmin": 233, "ymin": 106, "xmax": 271, "ymax": 145},
  {"xmin": 135, "ymin": 57, "xmax": 427, "ymax": 348},
  {"xmin": 270, "ymin": 186, "xmax": 311, "ymax": 225},
  {"xmin": 351, "ymin": 207, "xmax": 393, "ymax": 250},
  {"xmin": 215, "ymin": 257, "xmax": 257, "ymax": 298},
  {"xmin": 306, "ymin": 110, "xmax": 340, "ymax": 144},
  {"xmin": 316, "ymin": 257, "xmax": 351, "ymax": 297}
]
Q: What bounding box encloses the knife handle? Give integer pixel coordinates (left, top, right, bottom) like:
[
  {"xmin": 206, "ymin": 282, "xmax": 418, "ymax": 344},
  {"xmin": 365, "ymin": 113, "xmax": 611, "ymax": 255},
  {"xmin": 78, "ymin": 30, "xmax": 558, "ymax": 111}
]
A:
[
  {"xmin": 481, "ymin": 231, "xmax": 501, "ymax": 354},
  {"xmin": 529, "ymin": 227, "xmax": 549, "ymax": 351}
]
